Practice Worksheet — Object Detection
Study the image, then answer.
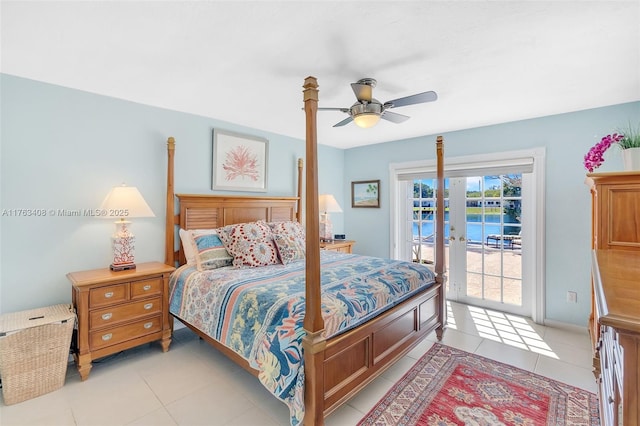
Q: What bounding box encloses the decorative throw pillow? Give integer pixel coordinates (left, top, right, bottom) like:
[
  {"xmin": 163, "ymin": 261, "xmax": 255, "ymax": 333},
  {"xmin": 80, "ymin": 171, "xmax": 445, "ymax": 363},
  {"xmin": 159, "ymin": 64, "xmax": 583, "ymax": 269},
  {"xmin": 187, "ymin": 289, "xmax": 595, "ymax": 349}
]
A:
[
  {"xmin": 268, "ymin": 221, "xmax": 306, "ymax": 264},
  {"xmin": 272, "ymin": 233, "xmax": 306, "ymax": 264},
  {"xmin": 217, "ymin": 221, "xmax": 279, "ymax": 267},
  {"xmin": 189, "ymin": 231, "xmax": 233, "ymax": 271},
  {"xmin": 179, "ymin": 228, "xmax": 208, "ymax": 265}
]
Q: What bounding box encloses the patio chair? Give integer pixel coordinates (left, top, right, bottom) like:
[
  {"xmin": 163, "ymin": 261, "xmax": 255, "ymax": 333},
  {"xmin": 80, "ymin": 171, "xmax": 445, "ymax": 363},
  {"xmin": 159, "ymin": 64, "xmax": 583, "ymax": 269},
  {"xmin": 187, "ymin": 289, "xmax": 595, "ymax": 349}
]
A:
[{"xmin": 486, "ymin": 231, "xmax": 521, "ymax": 249}]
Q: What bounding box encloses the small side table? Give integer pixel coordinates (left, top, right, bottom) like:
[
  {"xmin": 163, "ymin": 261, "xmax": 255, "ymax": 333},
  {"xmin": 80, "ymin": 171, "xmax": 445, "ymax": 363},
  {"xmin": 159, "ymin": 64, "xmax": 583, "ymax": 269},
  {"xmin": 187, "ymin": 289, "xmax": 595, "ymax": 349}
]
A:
[
  {"xmin": 319, "ymin": 240, "xmax": 355, "ymax": 254},
  {"xmin": 67, "ymin": 261, "xmax": 175, "ymax": 380}
]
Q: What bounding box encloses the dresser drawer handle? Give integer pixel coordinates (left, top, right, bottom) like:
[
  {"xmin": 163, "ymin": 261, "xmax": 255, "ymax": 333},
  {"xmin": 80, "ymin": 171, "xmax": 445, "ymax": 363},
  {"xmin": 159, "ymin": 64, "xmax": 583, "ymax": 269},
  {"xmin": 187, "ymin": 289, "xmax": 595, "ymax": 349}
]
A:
[
  {"xmin": 143, "ymin": 284, "xmax": 152, "ymax": 291},
  {"xmin": 144, "ymin": 303, "xmax": 153, "ymax": 310},
  {"xmin": 104, "ymin": 292, "xmax": 114, "ymax": 298},
  {"xmin": 101, "ymin": 313, "xmax": 112, "ymax": 321},
  {"xmin": 144, "ymin": 322, "xmax": 153, "ymax": 329},
  {"xmin": 102, "ymin": 333, "xmax": 112, "ymax": 341}
]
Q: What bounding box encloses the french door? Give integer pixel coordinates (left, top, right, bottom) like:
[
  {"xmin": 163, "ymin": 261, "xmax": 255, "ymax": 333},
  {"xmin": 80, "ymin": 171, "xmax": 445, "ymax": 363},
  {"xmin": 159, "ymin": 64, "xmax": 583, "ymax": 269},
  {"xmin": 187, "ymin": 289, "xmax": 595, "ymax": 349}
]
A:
[
  {"xmin": 411, "ymin": 175, "xmax": 528, "ymax": 316},
  {"xmin": 393, "ymin": 148, "xmax": 544, "ymax": 321},
  {"xmin": 447, "ymin": 175, "xmax": 528, "ymax": 316}
]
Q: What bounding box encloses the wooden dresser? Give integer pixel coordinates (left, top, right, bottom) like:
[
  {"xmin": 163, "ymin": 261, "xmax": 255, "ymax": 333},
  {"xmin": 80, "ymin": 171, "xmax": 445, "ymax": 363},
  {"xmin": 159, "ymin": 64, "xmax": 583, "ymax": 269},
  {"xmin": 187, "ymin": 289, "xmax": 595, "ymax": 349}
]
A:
[
  {"xmin": 586, "ymin": 171, "xmax": 640, "ymax": 425},
  {"xmin": 67, "ymin": 262, "xmax": 175, "ymax": 380}
]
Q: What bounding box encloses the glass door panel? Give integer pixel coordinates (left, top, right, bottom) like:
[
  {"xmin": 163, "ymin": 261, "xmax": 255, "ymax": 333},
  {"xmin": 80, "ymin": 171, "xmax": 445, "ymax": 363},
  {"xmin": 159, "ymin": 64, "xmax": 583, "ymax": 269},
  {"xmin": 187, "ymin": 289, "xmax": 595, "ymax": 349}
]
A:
[
  {"xmin": 410, "ymin": 178, "xmax": 450, "ymax": 293},
  {"xmin": 414, "ymin": 174, "xmax": 527, "ymax": 316}
]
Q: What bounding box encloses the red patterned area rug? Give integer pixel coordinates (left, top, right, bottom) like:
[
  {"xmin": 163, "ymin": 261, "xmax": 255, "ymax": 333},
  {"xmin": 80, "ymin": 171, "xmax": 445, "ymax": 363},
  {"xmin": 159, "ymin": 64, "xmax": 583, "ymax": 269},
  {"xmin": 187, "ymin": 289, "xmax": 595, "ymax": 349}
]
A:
[{"xmin": 358, "ymin": 343, "xmax": 599, "ymax": 426}]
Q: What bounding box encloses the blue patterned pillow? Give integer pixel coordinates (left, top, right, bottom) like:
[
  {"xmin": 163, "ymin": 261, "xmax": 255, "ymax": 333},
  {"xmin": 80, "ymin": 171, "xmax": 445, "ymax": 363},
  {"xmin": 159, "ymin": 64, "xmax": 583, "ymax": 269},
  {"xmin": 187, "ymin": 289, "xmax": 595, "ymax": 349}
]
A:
[{"xmin": 191, "ymin": 232, "xmax": 233, "ymax": 271}]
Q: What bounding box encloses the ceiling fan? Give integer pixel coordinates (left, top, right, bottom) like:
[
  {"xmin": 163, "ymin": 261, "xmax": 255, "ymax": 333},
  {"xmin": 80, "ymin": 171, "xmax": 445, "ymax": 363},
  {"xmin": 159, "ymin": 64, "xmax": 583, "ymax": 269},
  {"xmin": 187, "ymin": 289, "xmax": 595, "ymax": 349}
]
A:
[{"xmin": 319, "ymin": 78, "xmax": 438, "ymax": 128}]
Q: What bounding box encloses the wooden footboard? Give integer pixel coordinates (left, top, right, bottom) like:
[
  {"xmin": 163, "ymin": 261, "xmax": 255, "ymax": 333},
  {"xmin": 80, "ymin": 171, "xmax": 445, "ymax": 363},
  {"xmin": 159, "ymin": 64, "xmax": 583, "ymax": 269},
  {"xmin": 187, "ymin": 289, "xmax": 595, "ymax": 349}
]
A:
[
  {"xmin": 320, "ymin": 284, "xmax": 442, "ymax": 416},
  {"xmin": 172, "ymin": 281, "xmax": 442, "ymax": 418}
]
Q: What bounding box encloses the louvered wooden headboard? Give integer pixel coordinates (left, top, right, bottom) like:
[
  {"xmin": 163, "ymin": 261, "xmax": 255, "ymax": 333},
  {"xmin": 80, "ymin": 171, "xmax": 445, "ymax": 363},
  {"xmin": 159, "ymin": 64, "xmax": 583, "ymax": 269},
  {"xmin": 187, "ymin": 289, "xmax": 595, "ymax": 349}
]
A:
[{"xmin": 172, "ymin": 194, "xmax": 300, "ymax": 266}]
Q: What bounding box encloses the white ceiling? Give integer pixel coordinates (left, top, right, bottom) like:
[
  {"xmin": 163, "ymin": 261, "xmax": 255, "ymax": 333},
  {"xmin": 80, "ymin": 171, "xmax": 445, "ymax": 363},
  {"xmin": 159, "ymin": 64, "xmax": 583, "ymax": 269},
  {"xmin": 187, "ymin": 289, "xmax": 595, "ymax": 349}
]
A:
[{"xmin": 2, "ymin": 1, "xmax": 639, "ymax": 149}]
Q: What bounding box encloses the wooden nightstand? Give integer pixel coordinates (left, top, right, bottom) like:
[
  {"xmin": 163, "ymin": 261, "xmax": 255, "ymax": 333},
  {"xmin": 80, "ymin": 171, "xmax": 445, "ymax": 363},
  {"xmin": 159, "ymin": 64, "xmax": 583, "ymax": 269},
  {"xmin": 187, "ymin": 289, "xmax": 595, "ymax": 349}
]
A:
[
  {"xmin": 67, "ymin": 261, "xmax": 175, "ymax": 380},
  {"xmin": 319, "ymin": 240, "xmax": 355, "ymax": 253}
]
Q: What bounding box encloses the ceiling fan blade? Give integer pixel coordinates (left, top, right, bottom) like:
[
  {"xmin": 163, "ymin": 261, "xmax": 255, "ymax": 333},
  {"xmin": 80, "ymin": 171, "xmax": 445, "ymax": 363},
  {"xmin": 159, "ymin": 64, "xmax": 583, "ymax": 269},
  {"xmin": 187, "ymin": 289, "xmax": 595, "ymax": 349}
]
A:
[
  {"xmin": 351, "ymin": 83, "xmax": 373, "ymax": 102},
  {"xmin": 318, "ymin": 107, "xmax": 350, "ymax": 113},
  {"xmin": 333, "ymin": 116, "xmax": 354, "ymax": 127},
  {"xmin": 385, "ymin": 91, "xmax": 438, "ymax": 108},
  {"xmin": 381, "ymin": 111, "xmax": 410, "ymax": 124}
]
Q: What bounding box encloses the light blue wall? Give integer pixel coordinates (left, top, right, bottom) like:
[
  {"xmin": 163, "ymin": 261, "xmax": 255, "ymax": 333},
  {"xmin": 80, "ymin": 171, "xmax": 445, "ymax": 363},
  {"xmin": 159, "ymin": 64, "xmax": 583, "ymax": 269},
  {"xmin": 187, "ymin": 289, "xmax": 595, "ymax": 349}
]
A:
[
  {"xmin": 2, "ymin": 73, "xmax": 638, "ymax": 327},
  {"xmin": 343, "ymin": 101, "xmax": 640, "ymax": 326},
  {"xmin": 0, "ymin": 74, "xmax": 345, "ymax": 313}
]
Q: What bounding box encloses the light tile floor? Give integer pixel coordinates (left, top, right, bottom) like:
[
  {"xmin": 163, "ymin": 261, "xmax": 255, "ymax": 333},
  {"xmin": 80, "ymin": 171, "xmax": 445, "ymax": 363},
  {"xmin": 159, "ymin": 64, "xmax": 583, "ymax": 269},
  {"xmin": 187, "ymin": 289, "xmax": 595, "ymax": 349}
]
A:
[{"xmin": 0, "ymin": 302, "xmax": 596, "ymax": 426}]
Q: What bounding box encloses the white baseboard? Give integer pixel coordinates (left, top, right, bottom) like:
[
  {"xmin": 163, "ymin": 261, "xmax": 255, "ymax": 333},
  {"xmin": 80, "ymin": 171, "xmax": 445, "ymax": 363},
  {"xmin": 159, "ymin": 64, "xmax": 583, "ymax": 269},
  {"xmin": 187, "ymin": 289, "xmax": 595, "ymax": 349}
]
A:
[{"xmin": 543, "ymin": 318, "xmax": 589, "ymax": 334}]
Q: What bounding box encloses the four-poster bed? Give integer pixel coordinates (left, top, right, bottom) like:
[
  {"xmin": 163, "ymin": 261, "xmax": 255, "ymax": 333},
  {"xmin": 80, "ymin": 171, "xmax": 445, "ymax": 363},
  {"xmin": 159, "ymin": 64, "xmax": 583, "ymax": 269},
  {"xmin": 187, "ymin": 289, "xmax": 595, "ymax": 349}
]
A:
[{"xmin": 163, "ymin": 77, "xmax": 446, "ymax": 425}]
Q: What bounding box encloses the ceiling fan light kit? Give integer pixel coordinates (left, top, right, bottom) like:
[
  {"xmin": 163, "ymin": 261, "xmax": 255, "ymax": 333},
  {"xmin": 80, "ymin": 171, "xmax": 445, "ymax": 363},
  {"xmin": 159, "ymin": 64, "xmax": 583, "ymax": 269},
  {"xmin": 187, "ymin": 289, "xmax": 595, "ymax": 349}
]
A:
[
  {"xmin": 353, "ymin": 113, "xmax": 381, "ymax": 128},
  {"xmin": 351, "ymin": 101, "xmax": 382, "ymax": 128},
  {"xmin": 319, "ymin": 78, "xmax": 438, "ymax": 128}
]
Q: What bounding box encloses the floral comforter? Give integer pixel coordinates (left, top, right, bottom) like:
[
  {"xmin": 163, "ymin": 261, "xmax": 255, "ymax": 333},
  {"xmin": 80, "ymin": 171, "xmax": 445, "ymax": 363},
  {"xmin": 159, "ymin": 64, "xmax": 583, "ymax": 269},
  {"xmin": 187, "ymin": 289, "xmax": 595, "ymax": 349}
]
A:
[{"xmin": 168, "ymin": 251, "xmax": 435, "ymax": 425}]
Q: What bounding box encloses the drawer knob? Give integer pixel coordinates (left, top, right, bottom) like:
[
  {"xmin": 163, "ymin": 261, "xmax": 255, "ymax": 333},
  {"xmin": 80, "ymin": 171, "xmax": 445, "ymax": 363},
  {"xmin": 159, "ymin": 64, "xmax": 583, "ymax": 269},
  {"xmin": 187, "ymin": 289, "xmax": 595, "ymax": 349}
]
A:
[
  {"xmin": 104, "ymin": 292, "xmax": 114, "ymax": 298},
  {"xmin": 101, "ymin": 313, "xmax": 112, "ymax": 321},
  {"xmin": 102, "ymin": 333, "xmax": 112, "ymax": 341},
  {"xmin": 144, "ymin": 303, "xmax": 153, "ymax": 310},
  {"xmin": 144, "ymin": 322, "xmax": 153, "ymax": 329},
  {"xmin": 143, "ymin": 284, "xmax": 152, "ymax": 291}
]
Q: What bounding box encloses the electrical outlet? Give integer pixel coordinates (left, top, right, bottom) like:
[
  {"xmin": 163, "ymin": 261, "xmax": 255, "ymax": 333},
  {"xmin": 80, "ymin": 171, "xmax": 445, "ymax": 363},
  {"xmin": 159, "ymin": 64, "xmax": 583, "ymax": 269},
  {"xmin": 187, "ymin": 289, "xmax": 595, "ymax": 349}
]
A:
[{"xmin": 567, "ymin": 291, "xmax": 577, "ymax": 303}]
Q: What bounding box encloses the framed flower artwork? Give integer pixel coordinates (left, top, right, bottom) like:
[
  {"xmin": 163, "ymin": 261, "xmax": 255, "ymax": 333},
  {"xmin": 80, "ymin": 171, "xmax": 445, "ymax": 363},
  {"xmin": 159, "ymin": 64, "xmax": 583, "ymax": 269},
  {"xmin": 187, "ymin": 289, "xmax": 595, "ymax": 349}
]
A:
[{"xmin": 212, "ymin": 129, "xmax": 268, "ymax": 192}]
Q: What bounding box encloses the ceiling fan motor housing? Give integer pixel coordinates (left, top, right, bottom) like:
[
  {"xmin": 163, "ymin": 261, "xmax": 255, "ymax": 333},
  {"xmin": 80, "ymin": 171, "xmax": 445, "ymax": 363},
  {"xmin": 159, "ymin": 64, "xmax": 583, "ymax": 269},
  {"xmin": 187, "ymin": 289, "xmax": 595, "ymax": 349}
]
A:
[{"xmin": 350, "ymin": 99, "xmax": 383, "ymax": 117}]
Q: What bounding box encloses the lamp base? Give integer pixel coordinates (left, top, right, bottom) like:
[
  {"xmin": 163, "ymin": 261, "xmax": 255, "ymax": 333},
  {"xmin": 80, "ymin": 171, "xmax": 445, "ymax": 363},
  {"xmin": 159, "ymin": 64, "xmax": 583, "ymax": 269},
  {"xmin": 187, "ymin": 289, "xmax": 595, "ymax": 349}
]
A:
[
  {"xmin": 110, "ymin": 263, "xmax": 137, "ymax": 272},
  {"xmin": 319, "ymin": 213, "xmax": 334, "ymax": 243},
  {"xmin": 110, "ymin": 220, "xmax": 137, "ymax": 271}
]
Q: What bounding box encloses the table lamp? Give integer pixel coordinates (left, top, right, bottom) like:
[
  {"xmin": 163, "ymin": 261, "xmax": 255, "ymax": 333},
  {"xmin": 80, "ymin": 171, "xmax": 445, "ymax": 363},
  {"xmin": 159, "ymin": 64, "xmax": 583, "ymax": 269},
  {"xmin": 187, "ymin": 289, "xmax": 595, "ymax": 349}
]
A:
[
  {"xmin": 318, "ymin": 194, "xmax": 342, "ymax": 242},
  {"xmin": 100, "ymin": 184, "xmax": 155, "ymax": 271}
]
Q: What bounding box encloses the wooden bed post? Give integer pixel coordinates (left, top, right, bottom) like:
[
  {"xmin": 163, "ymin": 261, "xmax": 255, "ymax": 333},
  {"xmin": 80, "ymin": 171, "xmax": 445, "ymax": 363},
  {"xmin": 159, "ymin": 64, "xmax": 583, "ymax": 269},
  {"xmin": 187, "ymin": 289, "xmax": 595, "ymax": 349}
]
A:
[
  {"xmin": 297, "ymin": 158, "xmax": 304, "ymax": 223},
  {"xmin": 302, "ymin": 76, "xmax": 326, "ymax": 425},
  {"xmin": 165, "ymin": 137, "xmax": 176, "ymax": 267},
  {"xmin": 435, "ymin": 136, "xmax": 447, "ymax": 339}
]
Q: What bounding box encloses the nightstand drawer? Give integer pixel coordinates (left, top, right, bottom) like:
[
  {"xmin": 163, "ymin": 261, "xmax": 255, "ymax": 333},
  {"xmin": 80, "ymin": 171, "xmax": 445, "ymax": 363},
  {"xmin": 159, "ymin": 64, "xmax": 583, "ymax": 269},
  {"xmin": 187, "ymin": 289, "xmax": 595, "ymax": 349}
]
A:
[
  {"xmin": 89, "ymin": 283, "xmax": 128, "ymax": 308},
  {"xmin": 90, "ymin": 315, "xmax": 162, "ymax": 350},
  {"xmin": 131, "ymin": 277, "xmax": 162, "ymax": 299},
  {"xmin": 90, "ymin": 296, "xmax": 162, "ymax": 329}
]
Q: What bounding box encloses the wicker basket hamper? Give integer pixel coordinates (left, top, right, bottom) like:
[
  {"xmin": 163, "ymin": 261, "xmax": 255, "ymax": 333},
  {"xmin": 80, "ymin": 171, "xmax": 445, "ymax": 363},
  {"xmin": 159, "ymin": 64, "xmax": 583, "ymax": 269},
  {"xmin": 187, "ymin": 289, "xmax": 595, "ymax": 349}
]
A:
[{"xmin": 0, "ymin": 304, "xmax": 76, "ymax": 405}]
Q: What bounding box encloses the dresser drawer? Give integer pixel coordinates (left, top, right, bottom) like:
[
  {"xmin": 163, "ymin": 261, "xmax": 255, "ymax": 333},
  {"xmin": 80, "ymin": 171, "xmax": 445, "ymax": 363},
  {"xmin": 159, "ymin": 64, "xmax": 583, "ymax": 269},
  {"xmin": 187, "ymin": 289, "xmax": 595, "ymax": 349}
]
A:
[
  {"xmin": 90, "ymin": 296, "xmax": 162, "ymax": 329},
  {"xmin": 131, "ymin": 277, "xmax": 162, "ymax": 299},
  {"xmin": 611, "ymin": 330, "xmax": 624, "ymax": 394},
  {"xmin": 90, "ymin": 283, "xmax": 128, "ymax": 308},
  {"xmin": 90, "ymin": 315, "xmax": 162, "ymax": 350}
]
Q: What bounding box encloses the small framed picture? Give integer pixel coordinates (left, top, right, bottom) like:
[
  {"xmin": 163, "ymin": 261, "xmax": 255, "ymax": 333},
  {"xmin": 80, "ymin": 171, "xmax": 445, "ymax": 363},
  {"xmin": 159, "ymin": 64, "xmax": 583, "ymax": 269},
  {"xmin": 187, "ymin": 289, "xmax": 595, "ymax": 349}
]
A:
[
  {"xmin": 212, "ymin": 129, "xmax": 268, "ymax": 192},
  {"xmin": 352, "ymin": 180, "xmax": 380, "ymax": 208}
]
